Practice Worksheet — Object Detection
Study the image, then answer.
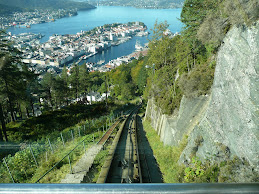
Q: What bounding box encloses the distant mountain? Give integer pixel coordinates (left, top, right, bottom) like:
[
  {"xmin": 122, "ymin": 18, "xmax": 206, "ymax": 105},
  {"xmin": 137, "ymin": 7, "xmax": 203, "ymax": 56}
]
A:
[
  {"xmin": 88, "ymin": 0, "xmax": 185, "ymax": 9},
  {"xmin": 0, "ymin": 0, "xmax": 95, "ymax": 12},
  {"xmin": 0, "ymin": 3, "xmax": 22, "ymax": 15}
]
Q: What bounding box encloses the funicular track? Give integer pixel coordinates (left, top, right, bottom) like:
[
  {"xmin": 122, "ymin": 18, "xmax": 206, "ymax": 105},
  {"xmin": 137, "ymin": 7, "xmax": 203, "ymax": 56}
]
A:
[
  {"xmin": 97, "ymin": 104, "xmax": 152, "ymax": 183},
  {"xmin": 60, "ymin": 117, "xmax": 124, "ymax": 183}
]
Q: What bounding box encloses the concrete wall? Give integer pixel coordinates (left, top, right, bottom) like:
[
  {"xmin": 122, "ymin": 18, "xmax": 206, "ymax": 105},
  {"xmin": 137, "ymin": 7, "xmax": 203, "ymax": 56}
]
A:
[{"xmin": 145, "ymin": 95, "xmax": 210, "ymax": 146}]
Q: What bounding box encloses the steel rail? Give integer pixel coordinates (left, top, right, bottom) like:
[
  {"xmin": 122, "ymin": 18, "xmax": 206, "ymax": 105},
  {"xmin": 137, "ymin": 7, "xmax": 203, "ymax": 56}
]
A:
[
  {"xmin": 97, "ymin": 105, "xmax": 142, "ymax": 183},
  {"xmin": 97, "ymin": 107, "xmax": 137, "ymax": 183}
]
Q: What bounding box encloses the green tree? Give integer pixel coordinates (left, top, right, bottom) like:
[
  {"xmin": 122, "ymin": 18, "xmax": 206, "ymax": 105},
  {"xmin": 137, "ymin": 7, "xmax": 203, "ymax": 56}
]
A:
[
  {"xmin": 0, "ymin": 30, "xmax": 35, "ymax": 140},
  {"xmin": 53, "ymin": 76, "xmax": 65, "ymax": 107},
  {"xmin": 69, "ymin": 64, "xmax": 80, "ymax": 99},
  {"xmin": 148, "ymin": 21, "xmax": 172, "ymax": 69},
  {"xmin": 0, "ymin": 102, "xmax": 6, "ymax": 141},
  {"xmin": 88, "ymin": 71, "xmax": 104, "ymax": 92},
  {"xmin": 0, "ymin": 55, "xmax": 27, "ymax": 122},
  {"xmin": 79, "ymin": 64, "xmax": 90, "ymax": 96},
  {"xmin": 131, "ymin": 60, "xmax": 148, "ymax": 94},
  {"xmin": 180, "ymin": 0, "xmax": 207, "ymax": 40},
  {"xmin": 60, "ymin": 66, "xmax": 70, "ymax": 105},
  {"xmin": 41, "ymin": 72, "xmax": 54, "ymax": 109}
]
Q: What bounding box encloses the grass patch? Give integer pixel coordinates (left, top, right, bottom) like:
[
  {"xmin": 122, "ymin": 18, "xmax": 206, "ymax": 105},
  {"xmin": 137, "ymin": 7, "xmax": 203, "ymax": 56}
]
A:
[
  {"xmin": 142, "ymin": 118, "xmax": 257, "ymax": 183},
  {"xmin": 143, "ymin": 119, "xmax": 187, "ymax": 183},
  {"xmin": 5, "ymin": 102, "xmax": 126, "ymax": 143},
  {"xmin": 30, "ymin": 132, "xmax": 101, "ymax": 183},
  {"xmin": 87, "ymin": 122, "xmax": 121, "ymax": 183},
  {"xmin": 88, "ymin": 148, "xmax": 109, "ymax": 183},
  {"xmin": 0, "ymin": 105, "xmax": 127, "ymax": 183}
]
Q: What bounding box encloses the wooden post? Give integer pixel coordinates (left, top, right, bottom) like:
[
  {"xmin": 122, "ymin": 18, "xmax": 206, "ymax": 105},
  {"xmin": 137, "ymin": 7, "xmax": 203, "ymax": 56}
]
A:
[
  {"xmin": 48, "ymin": 138, "xmax": 53, "ymax": 153},
  {"xmin": 68, "ymin": 155, "xmax": 73, "ymax": 174},
  {"xmin": 71, "ymin": 130, "xmax": 74, "ymax": 142},
  {"xmin": 83, "ymin": 141, "xmax": 86, "ymax": 155},
  {"xmin": 60, "ymin": 133, "xmax": 65, "ymax": 147},
  {"xmin": 29, "ymin": 144, "xmax": 38, "ymax": 167},
  {"xmin": 3, "ymin": 158, "xmax": 15, "ymax": 183}
]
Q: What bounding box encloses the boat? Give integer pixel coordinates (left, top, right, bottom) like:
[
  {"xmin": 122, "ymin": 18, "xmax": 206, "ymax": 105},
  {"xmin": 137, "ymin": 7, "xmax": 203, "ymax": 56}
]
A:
[
  {"xmin": 136, "ymin": 31, "xmax": 149, "ymax": 37},
  {"xmin": 135, "ymin": 40, "xmax": 143, "ymax": 51},
  {"xmin": 97, "ymin": 60, "xmax": 105, "ymax": 65},
  {"xmin": 76, "ymin": 57, "xmax": 83, "ymax": 64},
  {"xmin": 80, "ymin": 55, "xmax": 86, "ymax": 60}
]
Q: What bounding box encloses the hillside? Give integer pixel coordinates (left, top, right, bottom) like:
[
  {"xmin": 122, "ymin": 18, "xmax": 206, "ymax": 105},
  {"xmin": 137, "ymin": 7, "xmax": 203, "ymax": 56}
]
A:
[
  {"xmin": 143, "ymin": 0, "xmax": 259, "ymax": 183},
  {"xmin": 0, "ymin": 0, "xmax": 95, "ymax": 12},
  {"xmin": 0, "ymin": 4, "xmax": 22, "ymax": 15},
  {"xmin": 0, "ymin": 0, "xmax": 258, "ymax": 184}
]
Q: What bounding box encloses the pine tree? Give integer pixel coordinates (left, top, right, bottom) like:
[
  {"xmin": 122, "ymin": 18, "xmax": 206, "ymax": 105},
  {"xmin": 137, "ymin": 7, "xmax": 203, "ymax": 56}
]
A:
[
  {"xmin": 69, "ymin": 63, "xmax": 80, "ymax": 100},
  {"xmin": 41, "ymin": 72, "xmax": 54, "ymax": 109},
  {"xmin": 60, "ymin": 66, "xmax": 70, "ymax": 105},
  {"xmin": 79, "ymin": 63, "xmax": 90, "ymax": 97}
]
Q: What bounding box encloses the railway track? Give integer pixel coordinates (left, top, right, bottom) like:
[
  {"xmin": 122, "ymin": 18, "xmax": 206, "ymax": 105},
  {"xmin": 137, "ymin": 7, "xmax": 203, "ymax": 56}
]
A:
[
  {"xmin": 61, "ymin": 116, "xmax": 124, "ymax": 183},
  {"xmin": 97, "ymin": 104, "xmax": 158, "ymax": 183}
]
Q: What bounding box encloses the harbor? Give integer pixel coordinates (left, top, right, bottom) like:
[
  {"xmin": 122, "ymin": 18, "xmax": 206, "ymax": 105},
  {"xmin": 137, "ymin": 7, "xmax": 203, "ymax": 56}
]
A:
[{"xmin": 9, "ymin": 22, "xmax": 148, "ymax": 68}]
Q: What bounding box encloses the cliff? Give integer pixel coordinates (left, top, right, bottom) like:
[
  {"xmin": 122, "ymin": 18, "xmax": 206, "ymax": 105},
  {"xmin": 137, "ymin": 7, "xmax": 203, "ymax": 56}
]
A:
[{"xmin": 145, "ymin": 22, "xmax": 259, "ymax": 181}]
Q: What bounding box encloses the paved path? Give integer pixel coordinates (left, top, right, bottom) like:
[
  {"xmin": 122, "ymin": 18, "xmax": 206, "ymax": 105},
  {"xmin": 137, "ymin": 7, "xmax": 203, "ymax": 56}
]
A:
[
  {"xmin": 61, "ymin": 120, "xmax": 121, "ymax": 183},
  {"xmin": 61, "ymin": 145, "xmax": 103, "ymax": 183}
]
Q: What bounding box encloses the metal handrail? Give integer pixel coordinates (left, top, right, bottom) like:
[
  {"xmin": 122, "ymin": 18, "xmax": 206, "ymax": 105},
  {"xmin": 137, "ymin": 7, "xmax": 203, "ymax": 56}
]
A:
[
  {"xmin": 34, "ymin": 113, "xmax": 125, "ymax": 183},
  {"xmin": 35, "ymin": 134, "xmax": 91, "ymax": 183},
  {"xmin": 0, "ymin": 183, "xmax": 258, "ymax": 194}
]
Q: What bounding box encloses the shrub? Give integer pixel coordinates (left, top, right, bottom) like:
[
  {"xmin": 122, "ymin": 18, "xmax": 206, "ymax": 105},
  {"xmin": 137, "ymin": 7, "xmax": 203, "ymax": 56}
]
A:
[{"xmin": 179, "ymin": 62, "xmax": 215, "ymax": 98}]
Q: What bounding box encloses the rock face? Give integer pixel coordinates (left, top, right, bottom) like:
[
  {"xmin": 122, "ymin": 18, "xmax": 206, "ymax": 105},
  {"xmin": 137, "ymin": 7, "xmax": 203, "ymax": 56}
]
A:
[
  {"xmin": 145, "ymin": 96, "xmax": 210, "ymax": 146},
  {"xmin": 180, "ymin": 22, "xmax": 259, "ymax": 171},
  {"xmin": 145, "ymin": 22, "xmax": 259, "ymax": 174}
]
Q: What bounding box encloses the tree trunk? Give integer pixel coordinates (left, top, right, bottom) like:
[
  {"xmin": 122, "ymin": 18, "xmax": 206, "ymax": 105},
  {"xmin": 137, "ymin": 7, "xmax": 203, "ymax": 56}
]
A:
[
  {"xmin": 0, "ymin": 127, "xmax": 3, "ymax": 141},
  {"xmin": 0, "ymin": 106, "xmax": 3, "ymax": 141},
  {"xmin": 105, "ymin": 76, "xmax": 108, "ymax": 107},
  {"xmin": 38, "ymin": 97, "xmax": 41, "ymax": 105},
  {"xmin": 0, "ymin": 103, "xmax": 8, "ymax": 141},
  {"xmin": 17, "ymin": 103, "xmax": 22, "ymax": 120},
  {"xmin": 4, "ymin": 79, "xmax": 16, "ymax": 122},
  {"xmin": 187, "ymin": 55, "xmax": 189, "ymax": 73},
  {"xmin": 30, "ymin": 99, "xmax": 35, "ymax": 116},
  {"xmin": 8, "ymin": 100, "xmax": 15, "ymax": 122},
  {"xmin": 48, "ymin": 88, "xmax": 53, "ymax": 109},
  {"xmin": 26, "ymin": 107, "xmax": 30, "ymax": 118}
]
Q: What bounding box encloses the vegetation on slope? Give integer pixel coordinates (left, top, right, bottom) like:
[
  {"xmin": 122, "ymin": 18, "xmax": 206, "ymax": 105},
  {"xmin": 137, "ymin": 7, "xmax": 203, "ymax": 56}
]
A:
[
  {"xmin": 0, "ymin": 99, "xmax": 135, "ymax": 183},
  {"xmin": 143, "ymin": 0, "xmax": 259, "ymax": 114},
  {"xmin": 143, "ymin": 119, "xmax": 257, "ymax": 183},
  {"xmin": 0, "ymin": 4, "xmax": 22, "ymax": 15},
  {"xmin": 6, "ymin": 103, "xmax": 107, "ymax": 142},
  {"xmin": 0, "ymin": 115, "xmax": 106, "ymax": 183},
  {"xmin": 142, "ymin": 0, "xmax": 259, "ymax": 183},
  {"xmin": 108, "ymin": 57, "xmax": 148, "ymax": 101},
  {"xmin": 0, "ymin": 0, "xmax": 95, "ymax": 13}
]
